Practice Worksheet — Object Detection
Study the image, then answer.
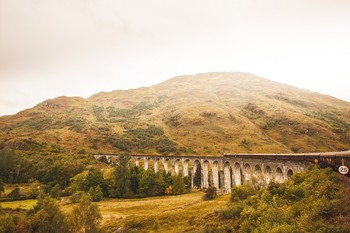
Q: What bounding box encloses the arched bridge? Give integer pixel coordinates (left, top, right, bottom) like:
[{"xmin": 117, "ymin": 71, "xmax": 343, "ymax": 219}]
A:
[{"xmin": 94, "ymin": 151, "xmax": 350, "ymax": 193}]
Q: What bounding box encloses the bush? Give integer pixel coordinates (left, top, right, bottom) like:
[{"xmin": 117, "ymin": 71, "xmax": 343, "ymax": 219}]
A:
[
  {"xmin": 204, "ymin": 224, "xmax": 232, "ymax": 233},
  {"xmin": 156, "ymin": 138, "xmax": 177, "ymax": 154},
  {"xmin": 50, "ymin": 184, "xmax": 62, "ymax": 198},
  {"xmin": 8, "ymin": 186, "xmax": 22, "ymax": 200},
  {"xmin": 230, "ymin": 185, "xmax": 256, "ymax": 202},
  {"xmin": 219, "ymin": 204, "xmax": 244, "ymax": 220},
  {"xmin": 203, "ymin": 187, "xmax": 217, "ymax": 200},
  {"xmin": 70, "ymin": 191, "xmax": 86, "ymax": 203}
]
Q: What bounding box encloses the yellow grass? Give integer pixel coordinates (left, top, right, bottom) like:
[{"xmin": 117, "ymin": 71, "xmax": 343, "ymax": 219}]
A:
[
  {"xmin": 1, "ymin": 199, "xmax": 37, "ymax": 210},
  {"xmin": 62, "ymin": 191, "xmax": 230, "ymax": 232}
]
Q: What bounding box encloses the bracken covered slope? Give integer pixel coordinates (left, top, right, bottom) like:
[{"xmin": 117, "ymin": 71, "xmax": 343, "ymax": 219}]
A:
[{"xmin": 0, "ymin": 72, "xmax": 349, "ymax": 155}]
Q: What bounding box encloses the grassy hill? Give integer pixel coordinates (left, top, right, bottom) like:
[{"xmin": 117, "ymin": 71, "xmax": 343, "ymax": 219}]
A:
[{"xmin": 0, "ymin": 72, "xmax": 349, "ymax": 155}]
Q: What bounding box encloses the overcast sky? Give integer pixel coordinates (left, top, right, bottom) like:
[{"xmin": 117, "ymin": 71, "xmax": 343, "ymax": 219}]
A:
[{"xmin": 1, "ymin": 0, "xmax": 350, "ymax": 116}]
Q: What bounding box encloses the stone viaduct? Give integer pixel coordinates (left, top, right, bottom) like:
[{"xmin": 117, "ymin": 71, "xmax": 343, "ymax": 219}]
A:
[{"xmin": 94, "ymin": 151, "xmax": 350, "ymax": 193}]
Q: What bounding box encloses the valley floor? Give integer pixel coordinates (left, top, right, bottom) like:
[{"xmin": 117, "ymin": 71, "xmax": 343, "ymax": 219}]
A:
[{"xmin": 78, "ymin": 191, "xmax": 229, "ymax": 233}]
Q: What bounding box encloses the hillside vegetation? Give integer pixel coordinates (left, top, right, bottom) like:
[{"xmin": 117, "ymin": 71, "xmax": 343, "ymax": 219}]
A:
[
  {"xmin": 99, "ymin": 166, "xmax": 350, "ymax": 233},
  {"xmin": 3, "ymin": 166, "xmax": 348, "ymax": 233},
  {"xmin": 0, "ymin": 72, "xmax": 349, "ymax": 155}
]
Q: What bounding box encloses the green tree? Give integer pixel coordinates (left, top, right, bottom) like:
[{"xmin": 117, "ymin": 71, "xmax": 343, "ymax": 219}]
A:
[
  {"xmin": 86, "ymin": 168, "xmax": 108, "ymax": 196},
  {"xmin": 69, "ymin": 173, "xmax": 87, "ymax": 193},
  {"xmin": 88, "ymin": 185, "xmax": 103, "ymax": 202},
  {"xmin": 29, "ymin": 194, "xmax": 69, "ymax": 233},
  {"xmin": 137, "ymin": 169, "xmax": 166, "ymax": 197},
  {"xmin": 130, "ymin": 165, "xmax": 142, "ymax": 195},
  {"xmin": 68, "ymin": 194, "xmax": 103, "ymax": 233},
  {"xmin": 0, "ymin": 178, "xmax": 4, "ymax": 195},
  {"xmin": 70, "ymin": 191, "xmax": 86, "ymax": 203},
  {"xmin": 49, "ymin": 184, "xmax": 62, "ymax": 198},
  {"xmin": 0, "ymin": 149, "xmax": 16, "ymax": 182},
  {"xmin": 203, "ymin": 187, "xmax": 217, "ymax": 200},
  {"xmin": 193, "ymin": 164, "xmax": 202, "ymax": 188},
  {"xmin": 183, "ymin": 176, "xmax": 192, "ymax": 192},
  {"xmin": 111, "ymin": 154, "xmax": 132, "ymax": 198},
  {"xmin": 28, "ymin": 180, "xmax": 41, "ymax": 198},
  {"xmin": 172, "ymin": 174, "xmax": 186, "ymax": 195},
  {"xmin": 8, "ymin": 186, "xmax": 21, "ymax": 200}
]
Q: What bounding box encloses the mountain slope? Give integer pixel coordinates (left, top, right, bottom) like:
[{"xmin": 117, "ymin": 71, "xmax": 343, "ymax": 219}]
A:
[{"xmin": 0, "ymin": 72, "xmax": 349, "ymax": 155}]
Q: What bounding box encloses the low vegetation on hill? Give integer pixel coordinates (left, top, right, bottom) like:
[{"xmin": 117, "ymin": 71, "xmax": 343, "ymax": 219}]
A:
[{"xmin": 0, "ymin": 72, "xmax": 349, "ymax": 155}]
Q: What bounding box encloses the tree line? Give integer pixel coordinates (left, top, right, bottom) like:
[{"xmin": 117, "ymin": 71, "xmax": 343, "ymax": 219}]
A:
[
  {"xmin": 0, "ymin": 150, "xmax": 192, "ymax": 201},
  {"xmin": 110, "ymin": 154, "xmax": 191, "ymax": 197}
]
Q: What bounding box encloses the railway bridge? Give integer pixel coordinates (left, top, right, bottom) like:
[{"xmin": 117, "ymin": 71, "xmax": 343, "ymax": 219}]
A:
[{"xmin": 94, "ymin": 151, "xmax": 350, "ymax": 193}]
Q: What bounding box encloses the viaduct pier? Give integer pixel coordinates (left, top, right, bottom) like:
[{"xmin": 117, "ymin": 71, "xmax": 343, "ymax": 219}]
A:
[{"xmin": 94, "ymin": 151, "xmax": 350, "ymax": 193}]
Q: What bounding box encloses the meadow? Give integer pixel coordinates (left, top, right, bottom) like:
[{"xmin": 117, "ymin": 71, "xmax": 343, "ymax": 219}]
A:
[
  {"xmin": 64, "ymin": 191, "xmax": 229, "ymax": 232},
  {"xmin": 1, "ymin": 199, "xmax": 37, "ymax": 210}
]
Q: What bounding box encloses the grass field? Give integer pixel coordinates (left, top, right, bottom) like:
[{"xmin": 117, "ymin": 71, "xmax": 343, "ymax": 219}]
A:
[
  {"xmin": 0, "ymin": 191, "xmax": 229, "ymax": 232},
  {"xmin": 0, "ymin": 199, "xmax": 37, "ymax": 210},
  {"xmin": 94, "ymin": 191, "xmax": 230, "ymax": 232}
]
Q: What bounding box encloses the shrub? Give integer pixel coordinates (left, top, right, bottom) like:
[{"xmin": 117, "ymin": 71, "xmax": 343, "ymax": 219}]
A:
[
  {"xmin": 156, "ymin": 138, "xmax": 177, "ymax": 154},
  {"xmin": 8, "ymin": 186, "xmax": 22, "ymax": 200},
  {"xmin": 284, "ymin": 185, "xmax": 305, "ymax": 202},
  {"xmin": 219, "ymin": 204, "xmax": 244, "ymax": 219},
  {"xmin": 49, "ymin": 184, "xmax": 62, "ymax": 198},
  {"xmin": 203, "ymin": 187, "xmax": 217, "ymax": 200},
  {"xmin": 70, "ymin": 191, "xmax": 86, "ymax": 203},
  {"xmin": 78, "ymin": 149, "xmax": 86, "ymax": 154},
  {"xmin": 230, "ymin": 185, "xmax": 256, "ymax": 202}
]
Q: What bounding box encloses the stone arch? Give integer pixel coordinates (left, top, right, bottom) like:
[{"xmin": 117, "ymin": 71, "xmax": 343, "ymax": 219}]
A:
[
  {"xmin": 223, "ymin": 161, "xmax": 232, "ymax": 193},
  {"xmin": 233, "ymin": 162, "xmax": 242, "ymax": 186},
  {"xmin": 276, "ymin": 167, "xmax": 284, "ymax": 183},
  {"xmin": 162, "ymin": 158, "xmax": 171, "ymax": 173},
  {"xmin": 287, "ymin": 169, "xmax": 294, "ymax": 179},
  {"xmin": 133, "ymin": 157, "xmax": 141, "ymax": 167},
  {"xmin": 264, "ymin": 165, "xmax": 272, "ymax": 184},
  {"xmin": 143, "ymin": 157, "xmax": 150, "ymax": 170},
  {"xmin": 150, "ymin": 158, "xmax": 158, "ymax": 172},
  {"xmin": 172, "ymin": 159, "xmax": 181, "ymax": 175},
  {"xmin": 202, "ymin": 160, "xmax": 211, "ymax": 188},
  {"xmin": 211, "ymin": 161, "xmax": 219, "ymax": 189},
  {"xmin": 243, "ymin": 163, "xmax": 252, "ymax": 183},
  {"xmin": 182, "ymin": 159, "xmax": 190, "ymax": 177},
  {"xmin": 254, "ymin": 164, "xmax": 262, "ymax": 176},
  {"xmin": 192, "ymin": 160, "xmax": 202, "ymax": 188}
]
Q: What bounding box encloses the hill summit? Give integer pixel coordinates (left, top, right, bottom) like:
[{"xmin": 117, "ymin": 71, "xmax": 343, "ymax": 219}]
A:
[{"xmin": 0, "ymin": 72, "xmax": 349, "ymax": 155}]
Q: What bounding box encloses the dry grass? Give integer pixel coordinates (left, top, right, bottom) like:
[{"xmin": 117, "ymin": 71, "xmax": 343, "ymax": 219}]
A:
[
  {"xmin": 0, "ymin": 199, "xmax": 37, "ymax": 210},
  {"xmin": 61, "ymin": 191, "xmax": 230, "ymax": 233}
]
